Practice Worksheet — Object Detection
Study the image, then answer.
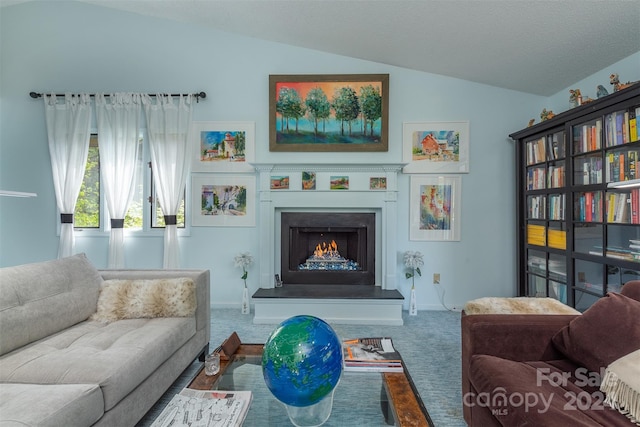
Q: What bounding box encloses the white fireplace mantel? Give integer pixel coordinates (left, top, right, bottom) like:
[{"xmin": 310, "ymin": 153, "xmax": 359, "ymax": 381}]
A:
[{"xmin": 251, "ymin": 163, "xmax": 405, "ymax": 291}]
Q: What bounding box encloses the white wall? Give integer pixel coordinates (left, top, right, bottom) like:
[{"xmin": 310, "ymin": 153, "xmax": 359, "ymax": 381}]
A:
[{"xmin": 1, "ymin": 1, "xmax": 637, "ymax": 310}]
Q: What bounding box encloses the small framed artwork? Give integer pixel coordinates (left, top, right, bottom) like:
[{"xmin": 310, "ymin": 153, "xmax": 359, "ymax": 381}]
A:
[
  {"xmin": 330, "ymin": 176, "xmax": 349, "ymax": 190},
  {"xmin": 369, "ymin": 177, "xmax": 387, "ymax": 190},
  {"xmin": 269, "ymin": 74, "xmax": 389, "ymax": 152},
  {"xmin": 409, "ymin": 175, "xmax": 461, "ymax": 241},
  {"xmin": 270, "ymin": 176, "xmax": 290, "ymax": 190},
  {"xmin": 191, "ymin": 174, "xmax": 255, "ymax": 227},
  {"xmin": 402, "ymin": 121, "xmax": 469, "ymax": 173},
  {"xmin": 302, "ymin": 172, "xmax": 316, "ymax": 190},
  {"xmin": 191, "ymin": 121, "xmax": 255, "ymax": 173}
]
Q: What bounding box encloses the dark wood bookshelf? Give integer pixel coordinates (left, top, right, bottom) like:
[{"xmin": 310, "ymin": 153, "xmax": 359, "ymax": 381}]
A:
[{"xmin": 510, "ymin": 84, "xmax": 640, "ymax": 310}]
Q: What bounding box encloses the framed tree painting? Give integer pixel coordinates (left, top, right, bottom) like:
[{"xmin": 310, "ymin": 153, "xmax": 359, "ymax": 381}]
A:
[
  {"xmin": 191, "ymin": 121, "xmax": 255, "ymax": 173},
  {"xmin": 402, "ymin": 121, "xmax": 469, "ymax": 173},
  {"xmin": 191, "ymin": 174, "xmax": 256, "ymax": 227},
  {"xmin": 409, "ymin": 175, "xmax": 461, "ymax": 241},
  {"xmin": 269, "ymin": 74, "xmax": 389, "ymax": 152}
]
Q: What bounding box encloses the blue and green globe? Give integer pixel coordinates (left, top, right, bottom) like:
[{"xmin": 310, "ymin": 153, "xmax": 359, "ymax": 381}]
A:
[{"xmin": 261, "ymin": 315, "xmax": 343, "ymax": 407}]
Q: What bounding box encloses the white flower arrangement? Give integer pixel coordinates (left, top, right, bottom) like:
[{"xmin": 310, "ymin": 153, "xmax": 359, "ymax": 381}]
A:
[
  {"xmin": 234, "ymin": 252, "xmax": 254, "ymax": 288},
  {"xmin": 403, "ymin": 251, "xmax": 424, "ymax": 289}
]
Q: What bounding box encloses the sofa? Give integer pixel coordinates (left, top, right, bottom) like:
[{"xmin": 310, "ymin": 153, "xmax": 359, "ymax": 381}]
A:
[
  {"xmin": 0, "ymin": 253, "xmax": 211, "ymax": 426},
  {"xmin": 461, "ymin": 280, "xmax": 640, "ymax": 426}
]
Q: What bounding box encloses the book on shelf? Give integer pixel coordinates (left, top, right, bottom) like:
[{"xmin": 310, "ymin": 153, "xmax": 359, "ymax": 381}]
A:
[
  {"xmin": 150, "ymin": 388, "xmax": 252, "ymax": 427},
  {"xmin": 343, "ymin": 337, "xmax": 403, "ymax": 372}
]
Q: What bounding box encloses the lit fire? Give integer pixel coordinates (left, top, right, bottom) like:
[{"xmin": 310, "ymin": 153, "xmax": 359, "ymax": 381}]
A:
[{"xmin": 314, "ymin": 240, "xmax": 339, "ymax": 258}]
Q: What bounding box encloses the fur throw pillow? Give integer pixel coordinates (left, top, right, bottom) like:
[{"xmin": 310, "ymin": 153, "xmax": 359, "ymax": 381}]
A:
[{"xmin": 91, "ymin": 278, "xmax": 196, "ymax": 323}]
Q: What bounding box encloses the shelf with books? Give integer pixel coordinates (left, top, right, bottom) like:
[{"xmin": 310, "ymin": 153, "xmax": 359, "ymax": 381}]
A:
[
  {"xmin": 605, "ymin": 143, "xmax": 639, "ymax": 183},
  {"xmin": 605, "ymin": 107, "xmax": 639, "ymax": 148},
  {"xmin": 549, "ymin": 193, "xmax": 566, "ymax": 221},
  {"xmin": 512, "ymin": 84, "xmax": 640, "ymax": 309},
  {"xmin": 574, "ymin": 153, "xmax": 603, "ymax": 185},
  {"xmin": 527, "ymin": 195, "xmax": 546, "ymax": 220},
  {"xmin": 573, "ymin": 118, "xmax": 602, "ymax": 155},
  {"xmin": 574, "ymin": 191, "xmax": 603, "ymax": 223}
]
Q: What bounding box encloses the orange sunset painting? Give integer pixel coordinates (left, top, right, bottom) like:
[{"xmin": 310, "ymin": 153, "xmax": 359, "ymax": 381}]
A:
[{"xmin": 271, "ymin": 75, "xmax": 387, "ymax": 150}]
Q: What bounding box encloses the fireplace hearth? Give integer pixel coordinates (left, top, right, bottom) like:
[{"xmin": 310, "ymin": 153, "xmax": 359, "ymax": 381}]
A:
[
  {"xmin": 251, "ymin": 163, "xmax": 405, "ymax": 325},
  {"xmin": 281, "ymin": 212, "xmax": 375, "ymax": 285}
]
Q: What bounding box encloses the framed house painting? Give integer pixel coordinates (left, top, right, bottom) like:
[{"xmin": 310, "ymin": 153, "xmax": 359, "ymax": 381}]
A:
[
  {"xmin": 191, "ymin": 174, "xmax": 256, "ymax": 227},
  {"xmin": 269, "ymin": 74, "xmax": 389, "ymax": 152},
  {"xmin": 191, "ymin": 121, "xmax": 255, "ymax": 173},
  {"xmin": 409, "ymin": 175, "xmax": 461, "ymax": 241},
  {"xmin": 402, "ymin": 121, "xmax": 469, "ymax": 173}
]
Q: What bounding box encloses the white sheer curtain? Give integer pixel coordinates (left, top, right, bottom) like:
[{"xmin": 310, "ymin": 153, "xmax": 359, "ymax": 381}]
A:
[
  {"xmin": 142, "ymin": 94, "xmax": 193, "ymax": 268},
  {"xmin": 44, "ymin": 94, "xmax": 92, "ymax": 259},
  {"xmin": 95, "ymin": 93, "xmax": 142, "ymax": 268}
]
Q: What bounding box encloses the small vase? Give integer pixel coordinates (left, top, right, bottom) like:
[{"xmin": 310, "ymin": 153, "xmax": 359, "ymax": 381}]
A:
[
  {"xmin": 241, "ymin": 285, "xmax": 250, "ymax": 314},
  {"xmin": 409, "ymin": 284, "xmax": 417, "ymax": 316}
]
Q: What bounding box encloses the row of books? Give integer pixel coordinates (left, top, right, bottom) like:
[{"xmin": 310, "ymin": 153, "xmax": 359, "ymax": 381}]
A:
[
  {"xmin": 573, "ymin": 121, "xmax": 602, "ymax": 154},
  {"xmin": 575, "ymin": 191, "xmax": 603, "ymax": 222},
  {"xmin": 526, "ymin": 167, "xmax": 546, "ymax": 190},
  {"xmin": 528, "ymin": 195, "xmax": 546, "ymax": 219},
  {"xmin": 578, "ymin": 157, "xmax": 603, "ymax": 185},
  {"xmin": 526, "ymin": 137, "xmax": 546, "ymax": 165},
  {"xmin": 606, "ymin": 189, "xmax": 640, "ymax": 224},
  {"xmin": 605, "ymin": 108, "xmax": 639, "ymax": 147},
  {"xmin": 605, "ymin": 150, "xmax": 637, "ymax": 183},
  {"xmin": 547, "ymin": 229, "xmax": 567, "ymax": 250},
  {"xmin": 527, "ymin": 224, "xmax": 546, "ymax": 246},
  {"xmin": 588, "ymin": 244, "xmax": 640, "ymax": 262},
  {"xmin": 548, "ymin": 164, "xmax": 565, "ymax": 188},
  {"xmin": 549, "ymin": 194, "xmax": 565, "ymax": 221},
  {"xmin": 342, "ymin": 337, "xmax": 403, "ymax": 372}
]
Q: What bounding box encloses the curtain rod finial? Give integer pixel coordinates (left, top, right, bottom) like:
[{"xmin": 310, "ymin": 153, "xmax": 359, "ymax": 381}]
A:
[{"xmin": 29, "ymin": 92, "xmax": 41, "ymax": 99}]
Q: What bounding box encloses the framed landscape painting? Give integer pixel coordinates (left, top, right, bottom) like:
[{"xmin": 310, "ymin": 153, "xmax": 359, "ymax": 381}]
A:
[
  {"xmin": 409, "ymin": 175, "xmax": 461, "ymax": 241},
  {"xmin": 402, "ymin": 121, "xmax": 469, "ymax": 173},
  {"xmin": 269, "ymin": 74, "xmax": 389, "ymax": 152},
  {"xmin": 191, "ymin": 174, "xmax": 255, "ymax": 227},
  {"xmin": 191, "ymin": 121, "xmax": 255, "ymax": 173}
]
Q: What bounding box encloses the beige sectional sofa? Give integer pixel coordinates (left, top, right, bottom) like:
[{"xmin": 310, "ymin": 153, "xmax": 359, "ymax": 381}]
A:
[{"xmin": 0, "ymin": 253, "xmax": 210, "ymax": 426}]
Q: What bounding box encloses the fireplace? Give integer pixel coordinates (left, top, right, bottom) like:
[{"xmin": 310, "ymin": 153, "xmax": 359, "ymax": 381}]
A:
[
  {"xmin": 251, "ymin": 163, "xmax": 405, "ymax": 325},
  {"xmin": 281, "ymin": 212, "xmax": 375, "ymax": 285}
]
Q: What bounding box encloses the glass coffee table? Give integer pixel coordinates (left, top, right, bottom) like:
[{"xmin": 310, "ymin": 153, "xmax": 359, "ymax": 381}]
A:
[{"xmin": 188, "ymin": 342, "xmax": 433, "ymax": 426}]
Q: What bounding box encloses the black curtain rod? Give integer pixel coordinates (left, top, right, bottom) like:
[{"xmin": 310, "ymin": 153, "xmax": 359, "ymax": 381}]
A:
[{"xmin": 29, "ymin": 91, "xmax": 207, "ymax": 102}]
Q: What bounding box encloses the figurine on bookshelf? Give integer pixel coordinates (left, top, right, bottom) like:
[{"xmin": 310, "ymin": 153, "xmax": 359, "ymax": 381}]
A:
[
  {"xmin": 596, "ymin": 85, "xmax": 609, "ymax": 99},
  {"xmin": 528, "ymin": 118, "xmax": 535, "ymax": 127},
  {"xmin": 540, "ymin": 108, "xmax": 555, "ymax": 121},
  {"xmin": 610, "ymin": 73, "xmax": 638, "ymax": 92},
  {"xmin": 569, "ymin": 89, "xmax": 581, "ymax": 108}
]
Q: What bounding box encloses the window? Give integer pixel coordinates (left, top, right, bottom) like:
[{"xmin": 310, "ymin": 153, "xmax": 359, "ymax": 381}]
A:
[
  {"xmin": 74, "ymin": 133, "xmax": 186, "ymax": 232},
  {"xmin": 74, "ymin": 135, "xmax": 100, "ymax": 228}
]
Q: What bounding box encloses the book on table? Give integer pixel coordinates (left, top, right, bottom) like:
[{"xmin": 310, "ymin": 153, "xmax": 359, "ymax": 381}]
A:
[
  {"xmin": 342, "ymin": 337, "xmax": 403, "ymax": 372},
  {"xmin": 150, "ymin": 387, "xmax": 252, "ymax": 427}
]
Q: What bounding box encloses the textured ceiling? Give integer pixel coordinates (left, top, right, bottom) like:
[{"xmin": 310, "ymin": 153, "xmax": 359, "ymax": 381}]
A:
[{"xmin": 3, "ymin": 0, "xmax": 640, "ymax": 96}]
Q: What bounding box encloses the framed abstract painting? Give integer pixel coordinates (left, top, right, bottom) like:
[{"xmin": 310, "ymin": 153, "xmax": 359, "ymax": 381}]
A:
[{"xmin": 409, "ymin": 175, "xmax": 461, "ymax": 241}]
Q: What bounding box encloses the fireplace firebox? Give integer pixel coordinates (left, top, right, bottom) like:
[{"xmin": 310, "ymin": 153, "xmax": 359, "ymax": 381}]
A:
[{"xmin": 281, "ymin": 212, "xmax": 375, "ymax": 285}]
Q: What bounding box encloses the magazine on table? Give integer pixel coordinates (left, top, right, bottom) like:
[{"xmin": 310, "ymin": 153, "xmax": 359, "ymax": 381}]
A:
[
  {"xmin": 342, "ymin": 337, "xmax": 404, "ymax": 372},
  {"xmin": 150, "ymin": 388, "xmax": 252, "ymax": 427}
]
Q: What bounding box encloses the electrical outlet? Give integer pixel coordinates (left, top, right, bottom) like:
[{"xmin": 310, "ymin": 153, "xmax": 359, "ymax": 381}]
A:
[{"xmin": 433, "ymin": 273, "xmax": 440, "ymax": 284}]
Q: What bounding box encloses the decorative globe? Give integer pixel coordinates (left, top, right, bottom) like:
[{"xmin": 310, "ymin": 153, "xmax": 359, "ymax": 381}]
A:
[{"xmin": 262, "ymin": 315, "xmax": 343, "ymax": 407}]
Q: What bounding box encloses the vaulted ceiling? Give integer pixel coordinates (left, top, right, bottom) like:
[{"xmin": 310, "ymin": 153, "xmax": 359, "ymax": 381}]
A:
[{"xmin": 3, "ymin": 0, "xmax": 640, "ymax": 96}]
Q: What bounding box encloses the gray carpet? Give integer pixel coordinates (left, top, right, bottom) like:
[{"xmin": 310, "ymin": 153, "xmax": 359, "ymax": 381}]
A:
[{"xmin": 137, "ymin": 308, "xmax": 465, "ymax": 426}]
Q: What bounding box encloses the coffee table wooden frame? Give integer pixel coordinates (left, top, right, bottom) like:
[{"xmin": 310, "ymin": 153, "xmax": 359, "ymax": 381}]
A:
[{"xmin": 188, "ymin": 342, "xmax": 434, "ymax": 427}]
